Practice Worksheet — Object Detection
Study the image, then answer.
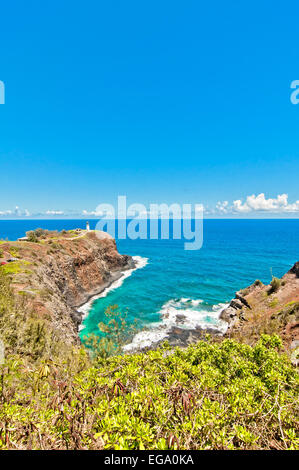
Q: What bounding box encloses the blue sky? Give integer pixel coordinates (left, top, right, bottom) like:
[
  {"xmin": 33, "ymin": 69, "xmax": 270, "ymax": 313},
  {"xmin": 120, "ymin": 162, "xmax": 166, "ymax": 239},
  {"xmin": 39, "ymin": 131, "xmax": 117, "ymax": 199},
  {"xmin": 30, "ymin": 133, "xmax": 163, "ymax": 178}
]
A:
[{"xmin": 0, "ymin": 1, "xmax": 299, "ymax": 218}]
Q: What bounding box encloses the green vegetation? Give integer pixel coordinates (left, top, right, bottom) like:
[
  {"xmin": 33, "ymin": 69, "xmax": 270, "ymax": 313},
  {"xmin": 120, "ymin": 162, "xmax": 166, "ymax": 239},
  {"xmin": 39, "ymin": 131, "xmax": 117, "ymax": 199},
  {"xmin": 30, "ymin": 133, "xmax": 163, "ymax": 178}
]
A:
[
  {"xmin": 275, "ymin": 302, "xmax": 299, "ymax": 327},
  {"xmin": 0, "ymin": 270, "xmax": 298, "ymax": 450},
  {"xmin": 254, "ymin": 279, "xmax": 263, "ymax": 287},
  {"xmin": 84, "ymin": 305, "xmax": 140, "ymax": 360},
  {"xmin": 26, "ymin": 230, "xmax": 40, "ymax": 242},
  {"xmin": 25, "ymin": 228, "xmax": 83, "ymax": 244},
  {"xmin": 0, "ymin": 270, "xmax": 72, "ymax": 360},
  {"xmin": 8, "ymin": 247, "xmax": 19, "ymax": 258},
  {"xmin": 269, "ymin": 297, "xmax": 279, "ymax": 308},
  {"xmin": 0, "ymin": 260, "xmax": 32, "ymax": 275},
  {"xmin": 26, "ymin": 228, "xmax": 61, "ymax": 242},
  {"xmin": 50, "ymin": 242, "xmax": 63, "ymax": 250},
  {"xmin": 268, "ymin": 277, "xmax": 281, "ymax": 295},
  {"xmin": 228, "ymin": 301, "xmax": 299, "ymax": 349},
  {"xmin": 0, "ymin": 334, "xmax": 298, "ymax": 450}
]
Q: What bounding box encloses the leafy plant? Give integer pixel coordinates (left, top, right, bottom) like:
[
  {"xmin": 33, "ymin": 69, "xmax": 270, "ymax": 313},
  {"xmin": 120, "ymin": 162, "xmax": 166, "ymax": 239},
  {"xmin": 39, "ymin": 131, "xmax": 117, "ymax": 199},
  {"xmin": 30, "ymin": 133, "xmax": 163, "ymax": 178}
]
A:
[
  {"xmin": 268, "ymin": 277, "xmax": 281, "ymax": 295},
  {"xmin": 0, "ymin": 334, "xmax": 298, "ymax": 450},
  {"xmin": 270, "ymin": 297, "xmax": 279, "ymax": 308},
  {"xmin": 0, "ymin": 271, "xmax": 298, "ymax": 451},
  {"xmin": 84, "ymin": 305, "xmax": 140, "ymax": 360}
]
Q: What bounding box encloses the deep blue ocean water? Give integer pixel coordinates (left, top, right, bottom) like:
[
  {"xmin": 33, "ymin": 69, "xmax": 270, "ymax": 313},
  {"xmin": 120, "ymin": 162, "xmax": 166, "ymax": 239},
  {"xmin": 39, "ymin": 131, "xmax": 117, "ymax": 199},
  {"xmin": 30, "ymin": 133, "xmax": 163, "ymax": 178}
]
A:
[{"xmin": 1, "ymin": 219, "xmax": 298, "ymax": 348}]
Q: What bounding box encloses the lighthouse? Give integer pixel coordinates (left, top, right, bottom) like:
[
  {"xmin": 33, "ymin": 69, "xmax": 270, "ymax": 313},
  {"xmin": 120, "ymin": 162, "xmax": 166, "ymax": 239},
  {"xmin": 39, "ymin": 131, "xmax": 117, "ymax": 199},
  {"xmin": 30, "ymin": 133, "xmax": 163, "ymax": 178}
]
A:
[{"xmin": 86, "ymin": 221, "xmax": 90, "ymax": 231}]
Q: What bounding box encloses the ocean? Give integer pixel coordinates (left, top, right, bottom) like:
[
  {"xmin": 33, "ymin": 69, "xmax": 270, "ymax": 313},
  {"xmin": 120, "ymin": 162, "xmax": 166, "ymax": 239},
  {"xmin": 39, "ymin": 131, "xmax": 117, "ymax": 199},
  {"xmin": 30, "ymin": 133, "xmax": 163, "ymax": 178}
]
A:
[{"xmin": 1, "ymin": 219, "xmax": 298, "ymax": 348}]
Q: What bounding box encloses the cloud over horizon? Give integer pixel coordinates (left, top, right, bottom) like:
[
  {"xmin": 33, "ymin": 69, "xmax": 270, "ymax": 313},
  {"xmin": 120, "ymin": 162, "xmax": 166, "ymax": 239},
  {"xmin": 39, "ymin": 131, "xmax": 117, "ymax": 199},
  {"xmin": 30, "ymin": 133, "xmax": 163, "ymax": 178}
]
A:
[
  {"xmin": 227, "ymin": 193, "xmax": 299, "ymax": 214},
  {"xmin": 0, "ymin": 194, "xmax": 299, "ymax": 218},
  {"xmin": 0, "ymin": 206, "xmax": 31, "ymax": 217}
]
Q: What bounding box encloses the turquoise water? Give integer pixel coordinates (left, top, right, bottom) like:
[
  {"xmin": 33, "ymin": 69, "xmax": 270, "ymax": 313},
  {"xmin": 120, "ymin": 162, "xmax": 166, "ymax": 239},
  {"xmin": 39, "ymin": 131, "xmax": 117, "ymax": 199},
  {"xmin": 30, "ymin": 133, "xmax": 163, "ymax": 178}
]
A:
[{"xmin": 1, "ymin": 219, "xmax": 298, "ymax": 348}]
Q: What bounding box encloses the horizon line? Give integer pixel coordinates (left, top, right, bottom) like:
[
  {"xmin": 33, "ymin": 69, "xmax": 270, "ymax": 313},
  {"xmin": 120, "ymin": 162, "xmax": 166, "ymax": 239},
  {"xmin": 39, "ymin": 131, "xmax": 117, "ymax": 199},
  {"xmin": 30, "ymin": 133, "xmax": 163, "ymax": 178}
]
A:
[{"xmin": 0, "ymin": 217, "xmax": 299, "ymax": 221}]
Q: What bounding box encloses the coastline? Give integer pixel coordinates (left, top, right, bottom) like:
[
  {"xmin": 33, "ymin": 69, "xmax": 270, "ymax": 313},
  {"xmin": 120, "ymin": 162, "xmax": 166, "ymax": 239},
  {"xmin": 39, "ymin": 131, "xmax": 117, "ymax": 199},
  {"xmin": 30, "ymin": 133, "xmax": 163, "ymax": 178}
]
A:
[
  {"xmin": 124, "ymin": 300, "xmax": 229, "ymax": 352},
  {"xmin": 77, "ymin": 255, "xmax": 149, "ymax": 330},
  {"xmin": 0, "ymin": 230, "xmax": 142, "ymax": 345}
]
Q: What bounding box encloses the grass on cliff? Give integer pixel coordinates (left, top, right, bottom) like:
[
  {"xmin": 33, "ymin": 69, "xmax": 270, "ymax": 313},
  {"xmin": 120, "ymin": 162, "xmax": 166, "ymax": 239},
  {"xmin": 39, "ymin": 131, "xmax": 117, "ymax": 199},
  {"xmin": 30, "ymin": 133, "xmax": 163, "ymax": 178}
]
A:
[
  {"xmin": 268, "ymin": 277, "xmax": 281, "ymax": 295},
  {"xmin": 0, "ymin": 270, "xmax": 298, "ymax": 450},
  {"xmin": 0, "ymin": 260, "xmax": 32, "ymax": 275},
  {"xmin": 0, "ymin": 270, "xmax": 73, "ymax": 361}
]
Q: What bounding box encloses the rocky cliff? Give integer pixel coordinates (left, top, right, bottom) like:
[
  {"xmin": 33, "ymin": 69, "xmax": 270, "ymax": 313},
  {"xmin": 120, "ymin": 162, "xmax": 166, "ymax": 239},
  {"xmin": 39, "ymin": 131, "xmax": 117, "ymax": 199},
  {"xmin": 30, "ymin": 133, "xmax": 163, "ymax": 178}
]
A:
[
  {"xmin": 0, "ymin": 230, "xmax": 135, "ymax": 345},
  {"xmin": 220, "ymin": 261, "xmax": 299, "ymax": 362}
]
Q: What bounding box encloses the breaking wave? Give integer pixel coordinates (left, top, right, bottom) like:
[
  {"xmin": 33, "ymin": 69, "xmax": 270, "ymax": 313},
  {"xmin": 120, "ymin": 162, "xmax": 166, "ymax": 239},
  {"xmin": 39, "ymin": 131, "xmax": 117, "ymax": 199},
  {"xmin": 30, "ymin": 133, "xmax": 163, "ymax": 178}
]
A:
[
  {"xmin": 124, "ymin": 298, "xmax": 228, "ymax": 351},
  {"xmin": 78, "ymin": 255, "xmax": 148, "ymax": 329}
]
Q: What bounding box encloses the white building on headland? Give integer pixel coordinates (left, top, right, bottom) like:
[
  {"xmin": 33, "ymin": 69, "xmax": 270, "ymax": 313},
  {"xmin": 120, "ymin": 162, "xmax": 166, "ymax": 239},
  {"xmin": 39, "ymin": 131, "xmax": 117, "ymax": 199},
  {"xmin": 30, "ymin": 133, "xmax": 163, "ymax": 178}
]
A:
[{"xmin": 86, "ymin": 221, "xmax": 90, "ymax": 231}]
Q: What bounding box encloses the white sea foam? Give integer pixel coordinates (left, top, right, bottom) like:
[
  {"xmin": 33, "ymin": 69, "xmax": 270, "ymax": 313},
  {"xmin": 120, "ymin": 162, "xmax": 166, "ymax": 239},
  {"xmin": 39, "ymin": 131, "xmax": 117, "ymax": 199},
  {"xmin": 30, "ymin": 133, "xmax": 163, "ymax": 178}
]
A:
[
  {"xmin": 78, "ymin": 255, "xmax": 148, "ymax": 330},
  {"xmin": 191, "ymin": 299, "xmax": 203, "ymax": 306},
  {"xmin": 124, "ymin": 328, "xmax": 169, "ymax": 351},
  {"xmin": 212, "ymin": 302, "xmax": 227, "ymax": 311},
  {"xmin": 124, "ymin": 298, "xmax": 229, "ymax": 351},
  {"xmin": 78, "ymin": 256, "xmax": 228, "ymax": 350}
]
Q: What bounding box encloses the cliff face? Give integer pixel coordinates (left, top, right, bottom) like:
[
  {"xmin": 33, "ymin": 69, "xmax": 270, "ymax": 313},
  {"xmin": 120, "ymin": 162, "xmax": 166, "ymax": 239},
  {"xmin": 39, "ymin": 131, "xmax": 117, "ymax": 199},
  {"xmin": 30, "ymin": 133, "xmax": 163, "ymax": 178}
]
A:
[
  {"xmin": 0, "ymin": 231, "xmax": 134, "ymax": 345},
  {"xmin": 220, "ymin": 262, "xmax": 299, "ymax": 360}
]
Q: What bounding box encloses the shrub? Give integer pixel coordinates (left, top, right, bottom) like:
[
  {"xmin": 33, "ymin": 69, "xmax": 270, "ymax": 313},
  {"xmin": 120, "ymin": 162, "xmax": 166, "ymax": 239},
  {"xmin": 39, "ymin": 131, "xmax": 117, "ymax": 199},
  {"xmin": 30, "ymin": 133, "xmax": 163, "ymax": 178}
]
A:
[
  {"xmin": 0, "ymin": 273, "xmax": 298, "ymax": 451},
  {"xmin": 26, "ymin": 231, "xmax": 39, "ymax": 242},
  {"xmin": 83, "ymin": 305, "xmax": 140, "ymax": 360},
  {"xmin": 0, "ymin": 269, "xmax": 73, "ymax": 360},
  {"xmin": 0, "ymin": 334, "xmax": 298, "ymax": 450},
  {"xmin": 268, "ymin": 277, "xmax": 281, "ymax": 295},
  {"xmin": 26, "ymin": 229, "xmax": 49, "ymax": 242},
  {"xmin": 8, "ymin": 247, "xmax": 19, "ymax": 258},
  {"xmin": 269, "ymin": 298, "xmax": 279, "ymax": 308},
  {"xmin": 34, "ymin": 228, "xmax": 48, "ymax": 238}
]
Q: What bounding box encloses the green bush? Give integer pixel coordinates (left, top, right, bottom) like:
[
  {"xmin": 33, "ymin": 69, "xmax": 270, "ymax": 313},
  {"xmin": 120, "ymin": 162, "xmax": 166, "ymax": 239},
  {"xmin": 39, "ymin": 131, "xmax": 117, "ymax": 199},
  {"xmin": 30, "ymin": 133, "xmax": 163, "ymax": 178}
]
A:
[
  {"xmin": 26, "ymin": 231, "xmax": 39, "ymax": 242},
  {"xmin": 268, "ymin": 277, "xmax": 281, "ymax": 295},
  {"xmin": 8, "ymin": 247, "xmax": 19, "ymax": 258},
  {"xmin": 83, "ymin": 305, "xmax": 140, "ymax": 360},
  {"xmin": 0, "ymin": 269, "xmax": 72, "ymax": 360},
  {"xmin": 0, "ymin": 334, "xmax": 298, "ymax": 450},
  {"xmin": 26, "ymin": 228, "xmax": 50, "ymax": 242},
  {"xmin": 270, "ymin": 298, "xmax": 279, "ymax": 308},
  {"xmin": 0, "ymin": 271, "xmax": 298, "ymax": 451}
]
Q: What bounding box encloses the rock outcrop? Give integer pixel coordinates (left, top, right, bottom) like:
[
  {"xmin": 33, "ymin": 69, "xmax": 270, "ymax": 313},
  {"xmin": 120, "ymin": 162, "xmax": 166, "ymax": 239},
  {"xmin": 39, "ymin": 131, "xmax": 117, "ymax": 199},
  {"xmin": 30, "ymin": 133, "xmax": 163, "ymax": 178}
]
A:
[
  {"xmin": 0, "ymin": 231, "xmax": 135, "ymax": 345},
  {"xmin": 220, "ymin": 262, "xmax": 299, "ymax": 361},
  {"xmin": 289, "ymin": 261, "xmax": 299, "ymax": 277}
]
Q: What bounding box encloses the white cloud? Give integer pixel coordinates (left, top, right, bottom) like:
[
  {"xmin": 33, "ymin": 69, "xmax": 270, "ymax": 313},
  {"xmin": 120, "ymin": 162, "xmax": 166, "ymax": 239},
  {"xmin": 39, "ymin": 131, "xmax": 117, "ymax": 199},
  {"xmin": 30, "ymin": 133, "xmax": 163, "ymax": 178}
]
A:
[
  {"xmin": 210, "ymin": 194, "xmax": 299, "ymax": 215},
  {"xmin": 0, "ymin": 206, "xmax": 30, "ymax": 217},
  {"xmin": 232, "ymin": 193, "xmax": 299, "ymax": 213},
  {"xmin": 232, "ymin": 199, "xmax": 251, "ymax": 213},
  {"xmin": 284, "ymin": 202, "xmax": 299, "ymax": 212},
  {"xmin": 82, "ymin": 209, "xmax": 104, "ymax": 216},
  {"xmin": 14, "ymin": 206, "xmax": 30, "ymax": 216},
  {"xmin": 1, "ymin": 195, "xmax": 299, "ymax": 218},
  {"xmin": 45, "ymin": 210, "xmax": 64, "ymax": 215},
  {"xmin": 215, "ymin": 201, "xmax": 229, "ymax": 213},
  {"xmin": 0, "ymin": 210, "xmax": 12, "ymax": 216}
]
